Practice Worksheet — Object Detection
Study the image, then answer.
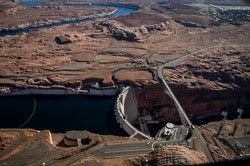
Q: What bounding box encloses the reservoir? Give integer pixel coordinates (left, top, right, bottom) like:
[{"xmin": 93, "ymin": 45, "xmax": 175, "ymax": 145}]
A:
[
  {"xmin": 0, "ymin": 0, "xmax": 137, "ymax": 135},
  {"xmin": 0, "ymin": 95, "xmax": 127, "ymax": 135}
]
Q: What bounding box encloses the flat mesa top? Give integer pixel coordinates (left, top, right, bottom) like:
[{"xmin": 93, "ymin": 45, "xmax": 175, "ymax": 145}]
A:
[{"xmin": 65, "ymin": 130, "xmax": 89, "ymax": 139}]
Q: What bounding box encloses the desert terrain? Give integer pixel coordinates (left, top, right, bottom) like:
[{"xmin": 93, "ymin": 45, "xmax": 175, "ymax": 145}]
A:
[
  {"xmin": 0, "ymin": 0, "xmax": 249, "ymax": 119},
  {"xmin": 1, "ymin": 118, "xmax": 250, "ymax": 165},
  {"xmin": 0, "ymin": 0, "xmax": 250, "ymax": 165}
]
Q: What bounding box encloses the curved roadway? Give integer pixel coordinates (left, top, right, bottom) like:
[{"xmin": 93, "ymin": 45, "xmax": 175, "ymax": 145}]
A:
[
  {"xmin": 157, "ymin": 44, "xmax": 250, "ymax": 163},
  {"xmin": 157, "ymin": 44, "xmax": 250, "ymax": 126}
]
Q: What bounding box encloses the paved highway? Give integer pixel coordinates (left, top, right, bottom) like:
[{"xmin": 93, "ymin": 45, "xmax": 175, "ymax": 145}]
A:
[
  {"xmin": 99, "ymin": 138, "xmax": 189, "ymax": 158},
  {"xmin": 64, "ymin": 45, "xmax": 250, "ymax": 162},
  {"xmin": 157, "ymin": 44, "xmax": 250, "ymax": 127},
  {"xmin": 99, "ymin": 45, "xmax": 249, "ymax": 161},
  {"xmin": 157, "ymin": 44, "xmax": 250, "ymax": 162},
  {"xmin": 99, "ymin": 141, "xmax": 153, "ymax": 158},
  {"xmin": 98, "ymin": 45, "xmax": 250, "ymax": 161}
]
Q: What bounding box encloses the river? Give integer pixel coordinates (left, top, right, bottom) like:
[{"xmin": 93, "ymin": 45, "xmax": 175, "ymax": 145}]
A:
[
  {"xmin": 0, "ymin": 0, "xmax": 137, "ymax": 135},
  {"xmin": 0, "ymin": 0, "xmax": 137, "ymax": 36}
]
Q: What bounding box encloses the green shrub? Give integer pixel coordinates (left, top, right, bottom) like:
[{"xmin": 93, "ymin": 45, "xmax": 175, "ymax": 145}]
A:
[
  {"xmin": 160, "ymin": 132, "xmax": 166, "ymax": 139},
  {"xmin": 166, "ymin": 133, "xmax": 172, "ymax": 140},
  {"xmin": 185, "ymin": 127, "xmax": 193, "ymax": 140},
  {"xmin": 154, "ymin": 143, "xmax": 160, "ymax": 149}
]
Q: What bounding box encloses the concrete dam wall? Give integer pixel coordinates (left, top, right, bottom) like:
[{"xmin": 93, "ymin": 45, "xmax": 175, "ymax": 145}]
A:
[{"xmin": 114, "ymin": 86, "xmax": 152, "ymax": 139}]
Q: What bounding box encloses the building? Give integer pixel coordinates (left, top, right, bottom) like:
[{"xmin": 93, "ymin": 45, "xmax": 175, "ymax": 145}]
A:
[
  {"xmin": 64, "ymin": 130, "xmax": 90, "ymax": 147},
  {"xmin": 164, "ymin": 123, "xmax": 175, "ymax": 136}
]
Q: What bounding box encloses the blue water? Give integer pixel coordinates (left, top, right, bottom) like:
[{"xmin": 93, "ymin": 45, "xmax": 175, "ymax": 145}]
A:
[{"xmin": 0, "ymin": 0, "xmax": 137, "ymax": 36}]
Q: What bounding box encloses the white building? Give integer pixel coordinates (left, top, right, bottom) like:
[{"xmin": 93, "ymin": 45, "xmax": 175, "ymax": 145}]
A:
[{"xmin": 164, "ymin": 123, "xmax": 175, "ymax": 136}]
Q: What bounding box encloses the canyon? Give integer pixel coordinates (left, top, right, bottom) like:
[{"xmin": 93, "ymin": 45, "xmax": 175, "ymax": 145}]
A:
[
  {"xmin": 0, "ymin": 0, "xmax": 249, "ymax": 122},
  {"xmin": 0, "ymin": 0, "xmax": 250, "ymax": 164}
]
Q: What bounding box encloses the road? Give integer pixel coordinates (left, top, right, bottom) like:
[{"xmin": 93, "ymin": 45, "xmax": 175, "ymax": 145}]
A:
[
  {"xmin": 37, "ymin": 45, "xmax": 250, "ymax": 164},
  {"xmin": 98, "ymin": 139, "xmax": 189, "ymax": 158},
  {"xmin": 157, "ymin": 45, "xmax": 250, "ymax": 126},
  {"xmin": 157, "ymin": 44, "xmax": 249, "ymax": 163},
  {"xmin": 99, "ymin": 141, "xmax": 153, "ymax": 158},
  {"xmin": 158, "ymin": 45, "xmax": 250, "ymax": 125},
  {"xmin": 158, "ymin": 58, "xmax": 193, "ymax": 126},
  {"xmin": 73, "ymin": 45, "xmax": 250, "ymax": 162}
]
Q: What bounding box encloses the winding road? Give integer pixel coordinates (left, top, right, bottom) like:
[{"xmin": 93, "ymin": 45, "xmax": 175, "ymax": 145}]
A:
[
  {"xmin": 157, "ymin": 44, "xmax": 250, "ymax": 127},
  {"xmin": 157, "ymin": 44, "xmax": 250, "ymax": 163},
  {"xmin": 1, "ymin": 0, "xmax": 250, "ymax": 163}
]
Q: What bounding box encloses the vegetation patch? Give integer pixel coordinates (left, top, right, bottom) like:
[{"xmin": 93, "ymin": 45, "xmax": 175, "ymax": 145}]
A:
[{"xmin": 185, "ymin": 127, "xmax": 193, "ymax": 140}]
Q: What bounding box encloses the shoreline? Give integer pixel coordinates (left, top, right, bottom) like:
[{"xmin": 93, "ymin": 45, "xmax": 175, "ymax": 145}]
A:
[
  {"xmin": 0, "ymin": 8, "xmax": 118, "ymax": 34},
  {"xmin": 0, "ymin": 86, "xmax": 122, "ymax": 96},
  {"xmin": 0, "ymin": 1, "xmax": 140, "ymax": 35}
]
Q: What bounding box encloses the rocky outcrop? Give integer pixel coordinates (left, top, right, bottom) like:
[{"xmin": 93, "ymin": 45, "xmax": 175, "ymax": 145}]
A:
[
  {"xmin": 98, "ymin": 20, "xmax": 171, "ymax": 42},
  {"xmin": 135, "ymin": 48, "xmax": 250, "ymax": 122},
  {"xmin": 175, "ymin": 20, "xmax": 206, "ymax": 28},
  {"xmin": 0, "ymin": 65, "xmax": 7, "ymax": 78},
  {"xmin": 113, "ymin": 69, "xmax": 154, "ymax": 86},
  {"xmin": 198, "ymin": 119, "xmax": 250, "ymax": 161},
  {"xmin": 0, "ymin": 132, "xmax": 19, "ymax": 153},
  {"xmin": 0, "ymin": 1, "xmax": 249, "ymax": 124},
  {"xmin": 3, "ymin": 6, "xmax": 26, "ymax": 15},
  {"xmin": 145, "ymin": 146, "xmax": 207, "ymax": 165},
  {"xmin": 55, "ymin": 35, "xmax": 72, "ymax": 44},
  {"xmin": 99, "ymin": 20, "xmax": 141, "ymax": 41},
  {"xmin": 55, "ymin": 34, "xmax": 81, "ymax": 44},
  {"xmin": 26, "ymin": 75, "xmax": 81, "ymax": 89}
]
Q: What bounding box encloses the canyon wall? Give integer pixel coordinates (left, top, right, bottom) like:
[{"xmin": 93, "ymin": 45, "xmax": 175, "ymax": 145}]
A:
[
  {"xmin": 0, "ymin": 0, "xmax": 249, "ymax": 125},
  {"xmin": 134, "ymin": 47, "xmax": 250, "ymax": 123},
  {"xmin": 134, "ymin": 83, "xmax": 250, "ymax": 123}
]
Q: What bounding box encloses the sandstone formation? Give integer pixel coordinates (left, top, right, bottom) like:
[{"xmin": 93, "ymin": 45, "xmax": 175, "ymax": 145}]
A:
[
  {"xmin": 97, "ymin": 18, "xmax": 172, "ymax": 42},
  {"xmin": 3, "ymin": 6, "xmax": 25, "ymax": 15},
  {"xmin": 55, "ymin": 34, "xmax": 81, "ymax": 44},
  {"xmin": 113, "ymin": 69, "xmax": 153, "ymax": 86},
  {"xmin": 0, "ymin": 132, "xmax": 19, "ymax": 153},
  {"xmin": 145, "ymin": 145, "xmax": 207, "ymax": 165},
  {"xmin": 0, "ymin": 128, "xmax": 140, "ymax": 165},
  {"xmin": 198, "ymin": 119, "xmax": 250, "ymax": 161},
  {"xmin": 0, "ymin": 0, "xmax": 249, "ymax": 137},
  {"xmin": 0, "ymin": 0, "xmax": 250, "ymax": 165},
  {"xmin": 145, "ymin": 47, "xmax": 250, "ymax": 121}
]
